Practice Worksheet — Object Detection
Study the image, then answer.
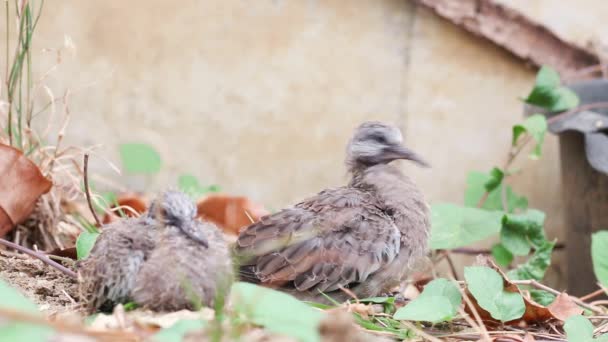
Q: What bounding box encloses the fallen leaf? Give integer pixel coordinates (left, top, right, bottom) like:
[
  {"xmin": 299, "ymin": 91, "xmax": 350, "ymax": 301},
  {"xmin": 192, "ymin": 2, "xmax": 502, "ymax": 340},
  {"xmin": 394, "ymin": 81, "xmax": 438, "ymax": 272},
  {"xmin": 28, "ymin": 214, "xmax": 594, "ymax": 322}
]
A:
[
  {"xmin": 546, "ymin": 293, "xmax": 582, "ymax": 321},
  {"xmin": 465, "ymin": 256, "xmax": 580, "ymax": 325},
  {"xmin": 101, "ymin": 193, "xmax": 148, "ymax": 224},
  {"xmin": 0, "ymin": 144, "xmax": 52, "ymax": 237},
  {"xmin": 197, "ymin": 194, "xmax": 269, "ymax": 235}
]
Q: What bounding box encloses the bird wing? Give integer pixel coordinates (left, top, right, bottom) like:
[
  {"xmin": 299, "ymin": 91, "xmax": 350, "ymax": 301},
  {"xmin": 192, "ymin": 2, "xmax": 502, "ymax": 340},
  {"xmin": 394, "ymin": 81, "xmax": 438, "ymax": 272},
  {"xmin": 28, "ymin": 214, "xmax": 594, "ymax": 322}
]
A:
[{"xmin": 235, "ymin": 187, "xmax": 401, "ymax": 293}]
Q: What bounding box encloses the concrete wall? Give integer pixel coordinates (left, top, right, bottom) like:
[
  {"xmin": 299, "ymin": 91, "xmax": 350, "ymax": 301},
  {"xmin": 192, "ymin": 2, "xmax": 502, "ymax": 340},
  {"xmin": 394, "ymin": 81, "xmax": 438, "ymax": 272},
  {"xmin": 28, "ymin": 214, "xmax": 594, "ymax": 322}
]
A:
[{"xmin": 4, "ymin": 0, "xmax": 607, "ymax": 287}]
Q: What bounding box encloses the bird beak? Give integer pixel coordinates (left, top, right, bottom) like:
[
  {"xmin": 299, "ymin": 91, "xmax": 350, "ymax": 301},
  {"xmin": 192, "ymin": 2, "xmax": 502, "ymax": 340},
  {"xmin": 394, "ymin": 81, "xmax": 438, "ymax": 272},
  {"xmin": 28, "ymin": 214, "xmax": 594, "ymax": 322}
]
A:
[{"xmin": 386, "ymin": 145, "xmax": 430, "ymax": 167}]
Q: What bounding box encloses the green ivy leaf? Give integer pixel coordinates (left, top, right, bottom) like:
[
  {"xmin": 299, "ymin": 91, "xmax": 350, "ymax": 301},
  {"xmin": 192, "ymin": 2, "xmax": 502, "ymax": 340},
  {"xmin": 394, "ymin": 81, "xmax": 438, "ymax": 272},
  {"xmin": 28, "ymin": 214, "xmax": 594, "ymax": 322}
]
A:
[
  {"xmin": 76, "ymin": 231, "xmax": 100, "ymax": 260},
  {"xmin": 507, "ymin": 240, "xmax": 555, "ymax": 281},
  {"xmin": 500, "ymin": 224, "xmax": 531, "ymax": 256},
  {"xmin": 393, "ymin": 278, "xmax": 461, "ymax": 323},
  {"xmin": 231, "ymin": 282, "xmax": 324, "ymax": 342},
  {"xmin": 464, "ymin": 266, "xmax": 525, "ymax": 322},
  {"xmin": 512, "ymin": 114, "xmax": 548, "ymax": 159},
  {"xmin": 564, "ymin": 315, "xmax": 608, "ymax": 342},
  {"xmin": 430, "ymin": 203, "xmax": 504, "ymax": 250},
  {"xmin": 529, "ymin": 290, "xmax": 556, "ymax": 306},
  {"xmin": 524, "ymin": 66, "xmax": 580, "ymax": 112},
  {"xmin": 178, "ymin": 174, "xmax": 221, "ymax": 199},
  {"xmin": 501, "ymin": 210, "xmax": 547, "ymax": 248},
  {"xmin": 464, "ymin": 171, "xmax": 528, "ymax": 213},
  {"xmin": 153, "ymin": 319, "xmax": 206, "ymax": 342},
  {"xmin": 491, "ymin": 243, "xmax": 513, "ymax": 267},
  {"xmin": 592, "ymin": 231, "xmax": 608, "ymax": 287},
  {"xmin": 119, "ymin": 143, "xmax": 162, "ymax": 174},
  {"xmin": 0, "ymin": 280, "xmax": 53, "ymax": 340},
  {"xmin": 484, "ymin": 168, "xmax": 504, "ymax": 192}
]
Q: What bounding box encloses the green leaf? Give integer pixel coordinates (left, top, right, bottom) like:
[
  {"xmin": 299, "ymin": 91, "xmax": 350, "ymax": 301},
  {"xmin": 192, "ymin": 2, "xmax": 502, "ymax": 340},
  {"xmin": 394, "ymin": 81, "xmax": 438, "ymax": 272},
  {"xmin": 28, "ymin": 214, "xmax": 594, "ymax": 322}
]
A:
[
  {"xmin": 393, "ymin": 296, "xmax": 454, "ymax": 323},
  {"xmin": 592, "ymin": 231, "xmax": 608, "ymax": 287},
  {"xmin": 491, "ymin": 244, "xmax": 513, "ymax": 267},
  {"xmin": 484, "ymin": 168, "xmax": 504, "ymax": 192},
  {"xmin": 500, "ymin": 225, "xmax": 531, "ymax": 256},
  {"xmin": 119, "ymin": 143, "xmax": 162, "ymax": 174},
  {"xmin": 512, "ymin": 114, "xmax": 548, "ymax": 159},
  {"xmin": 76, "ymin": 231, "xmax": 100, "ymax": 260},
  {"xmin": 564, "ymin": 315, "xmax": 594, "ymax": 342},
  {"xmin": 0, "ymin": 280, "xmax": 53, "ymax": 340},
  {"xmin": 529, "ymin": 290, "xmax": 556, "ymax": 306},
  {"xmin": 230, "ymin": 282, "xmax": 324, "ymax": 342},
  {"xmin": 178, "ymin": 174, "xmax": 207, "ymax": 199},
  {"xmin": 464, "ymin": 267, "xmax": 525, "ymax": 322},
  {"xmin": 507, "ymin": 240, "xmax": 555, "ymax": 281},
  {"xmin": 502, "ymin": 210, "xmax": 546, "ymax": 248},
  {"xmin": 535, "ymin": 65, "xmax": 561, "ymax": 88},
  {"xmin": 430, "ymin": 203, "xmax": 504, "ymax": 250},
  {"xmin": 524, "ymin": 66, "xmax": 580, "ymax": 112},
  {"xmin": 393, "ymin": 278, "xmax": 461, "ymax": 323},
  {"xmin": 464, "ymin": 171, "xmax": 528, "ymax": 213},
  {"xmin": 153, "ymin": 319, "xmax": 206, "ymax": 342}
]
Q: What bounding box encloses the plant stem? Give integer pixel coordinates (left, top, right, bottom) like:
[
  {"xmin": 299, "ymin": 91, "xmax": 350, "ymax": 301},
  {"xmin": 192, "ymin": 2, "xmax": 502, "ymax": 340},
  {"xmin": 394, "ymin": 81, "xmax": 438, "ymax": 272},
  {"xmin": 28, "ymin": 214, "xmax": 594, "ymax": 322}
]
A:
[
  {"xmin": 511, "ymin": 279, "xmax": 604, "ymax": 314},
  {"xmin": 0, "ymin": 237, "xmax": 77, "ymax": 278},
  {"xmin": 547, "ymin": 102, "xmax": 608, "ymax": 125},
  {"xmin": 84, "ymin": 153, "xmax": 102, "ymax": 227}
]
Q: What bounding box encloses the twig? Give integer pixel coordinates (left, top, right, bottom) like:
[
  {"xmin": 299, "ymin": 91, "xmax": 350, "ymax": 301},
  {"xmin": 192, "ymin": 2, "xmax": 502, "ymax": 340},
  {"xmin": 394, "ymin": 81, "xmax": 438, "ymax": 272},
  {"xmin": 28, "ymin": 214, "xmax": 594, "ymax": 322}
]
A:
[
  {"xmin": 580, "ymin": 287, "xmax": 607, "ymax": 302},
  {"xmin": 442, "ymin": 250, "xmax": 459, "ymax": 280},
  {"xmin": 452, "ymin": 277, "xmax": 491, "ymax": 342},
  {"xmin": 47, "ymin": 254, "xmax": 76, "ymax": 266},
  {"xmin": 83, "ymin": 153, "xmax": 101, "ymax": 227},
  {"xmin": 547, "ymin": 102, "xmax": 608, "ymax": 125},
  {"xmin": 0, "ymin": 237, "xmax": 77, "ymax": 278},
  {"xmin": 511, "ymin": 279, "xmax": 604, "ymax": 314},
  {"xmin": 451, "ymin": 243, "xmax": 565, "ymax": 255},
  {"xmin": 401, "ymin": 321, "xmax": 443, "ymax": 342}
]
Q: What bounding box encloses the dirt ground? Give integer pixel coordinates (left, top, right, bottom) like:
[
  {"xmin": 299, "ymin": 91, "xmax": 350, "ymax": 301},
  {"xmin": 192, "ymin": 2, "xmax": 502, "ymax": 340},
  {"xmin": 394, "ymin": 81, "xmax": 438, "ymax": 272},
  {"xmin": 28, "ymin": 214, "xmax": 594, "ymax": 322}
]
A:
[{"xmin": 0, "ymin": 250, "xmax": 79, "ymax": 314}]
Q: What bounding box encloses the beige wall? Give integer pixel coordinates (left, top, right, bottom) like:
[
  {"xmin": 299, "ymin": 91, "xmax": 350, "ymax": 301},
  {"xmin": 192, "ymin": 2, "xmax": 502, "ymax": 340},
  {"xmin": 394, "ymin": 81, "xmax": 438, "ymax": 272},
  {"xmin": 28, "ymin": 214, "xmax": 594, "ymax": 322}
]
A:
[{"xmin": 4, "ymin": 0, "xmax": 607, "ymax": 286}]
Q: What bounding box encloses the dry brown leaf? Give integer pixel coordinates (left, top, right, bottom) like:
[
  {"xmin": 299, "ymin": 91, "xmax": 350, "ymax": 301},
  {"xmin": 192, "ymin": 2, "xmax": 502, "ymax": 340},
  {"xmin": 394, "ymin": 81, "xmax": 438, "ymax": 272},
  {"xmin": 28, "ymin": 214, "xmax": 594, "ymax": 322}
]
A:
[
  {"xmin": 546, "ymin": 292, "xmax": 583, "ymax": 321},
  {"xmin": 0, "ymin": 143, "xmax": 52, "ymax": 237},
  {"xmin": 101, "ymin": 193, "xmax": 148, "ymax": 224},
  {"xmin": 197, "ymin": 194, "xmax": 269, "ymax": 235}
]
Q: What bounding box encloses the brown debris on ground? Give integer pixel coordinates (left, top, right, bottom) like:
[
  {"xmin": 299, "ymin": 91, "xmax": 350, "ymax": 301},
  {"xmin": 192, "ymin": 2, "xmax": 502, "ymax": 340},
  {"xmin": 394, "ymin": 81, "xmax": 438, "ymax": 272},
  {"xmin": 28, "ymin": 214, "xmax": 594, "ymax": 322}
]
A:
[{"xmin": 0, "ymin": 251, "xmax": 79, "ymax": 314}]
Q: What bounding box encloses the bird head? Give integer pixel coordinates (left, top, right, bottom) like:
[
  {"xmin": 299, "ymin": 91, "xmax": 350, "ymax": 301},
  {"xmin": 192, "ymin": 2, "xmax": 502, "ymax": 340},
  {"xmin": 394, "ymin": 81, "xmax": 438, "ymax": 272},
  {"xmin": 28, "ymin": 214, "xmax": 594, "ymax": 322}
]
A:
[
  {"xmin": 345, "ymin": 121, "xmax": 429, "ymax": 171},
  {"xmin": 150, "ymin": 190, "xmax": 209, "ymax": 247},
  {"xmin": 152, "ymin": 190, "xmax": 197, "ymax": 227}
]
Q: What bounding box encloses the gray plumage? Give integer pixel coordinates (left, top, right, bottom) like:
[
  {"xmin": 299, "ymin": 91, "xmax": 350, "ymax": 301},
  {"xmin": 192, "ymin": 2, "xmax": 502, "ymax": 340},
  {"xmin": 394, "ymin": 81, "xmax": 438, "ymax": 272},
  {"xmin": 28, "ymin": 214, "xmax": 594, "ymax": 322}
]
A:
[
  {"xmin": 77, "ymin": 213, "xmax": 157, "ymax": 313},
  {"xmin": 235, "ymin": 121, "xmax": 430, "ymax": 303},
  {"xmin": 132, "ymin": 190, "xmax": 233, "ymax": 311}
]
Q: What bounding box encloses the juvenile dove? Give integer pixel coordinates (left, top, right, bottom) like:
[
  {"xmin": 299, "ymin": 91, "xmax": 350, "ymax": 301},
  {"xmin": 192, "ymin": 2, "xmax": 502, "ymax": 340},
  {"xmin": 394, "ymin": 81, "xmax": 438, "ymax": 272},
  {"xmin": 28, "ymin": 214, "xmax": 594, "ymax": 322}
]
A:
[
  {"xmin": 132, "ymin": 190, "xmax": 233, "ymax": 311},
  {"xmin": 235, "ymin": 121, "xmax": 430, "ymax": 303},
  {"xmin": 77, "ymin": 207, "xmax": 157, "ymax": 313}
]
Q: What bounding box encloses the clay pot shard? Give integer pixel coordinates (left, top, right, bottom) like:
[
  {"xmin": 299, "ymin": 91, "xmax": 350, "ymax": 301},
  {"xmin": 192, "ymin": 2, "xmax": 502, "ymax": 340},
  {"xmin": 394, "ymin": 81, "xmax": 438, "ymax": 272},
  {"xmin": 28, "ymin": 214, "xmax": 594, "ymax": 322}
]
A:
[{"xmin": 0, "ymin": 143, "xmax": 52, "ymax": 237}]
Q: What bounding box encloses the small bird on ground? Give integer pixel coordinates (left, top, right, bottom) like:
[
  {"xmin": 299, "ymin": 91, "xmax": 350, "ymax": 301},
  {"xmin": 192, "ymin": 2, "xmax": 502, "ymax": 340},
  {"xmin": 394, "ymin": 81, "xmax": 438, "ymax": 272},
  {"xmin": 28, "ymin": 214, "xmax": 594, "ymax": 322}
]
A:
[
  {"xmin": 235, "ymin": 121, "xmax": 430, "ymax": 303},
  {"xmin": 77, "ymin": 208, "xmax": 157, "ymax": 313},
  {"xmin": 132, "ymin": 190, "xmax": 233, "ymax": 311}
]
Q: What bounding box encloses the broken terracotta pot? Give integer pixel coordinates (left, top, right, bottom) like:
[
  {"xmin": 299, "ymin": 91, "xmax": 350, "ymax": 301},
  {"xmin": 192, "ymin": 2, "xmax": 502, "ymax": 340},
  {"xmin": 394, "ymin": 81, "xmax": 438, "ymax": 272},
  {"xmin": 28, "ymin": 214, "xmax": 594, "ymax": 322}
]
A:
[
  {"xmin": 197, "ymin": 194, "xmax": 269, "ymax": 235},
  {"xmin": 0, "ymin": 143, "xmax": 52, "ymax": 237}
]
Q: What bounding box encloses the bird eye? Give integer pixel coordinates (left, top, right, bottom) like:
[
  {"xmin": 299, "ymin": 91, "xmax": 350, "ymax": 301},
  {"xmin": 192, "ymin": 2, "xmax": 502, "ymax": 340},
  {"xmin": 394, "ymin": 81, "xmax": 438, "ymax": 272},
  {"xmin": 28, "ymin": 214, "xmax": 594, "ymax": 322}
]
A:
[{"xmin": 372, "ymin": 135, "xmax": 387, "ymax": 144}]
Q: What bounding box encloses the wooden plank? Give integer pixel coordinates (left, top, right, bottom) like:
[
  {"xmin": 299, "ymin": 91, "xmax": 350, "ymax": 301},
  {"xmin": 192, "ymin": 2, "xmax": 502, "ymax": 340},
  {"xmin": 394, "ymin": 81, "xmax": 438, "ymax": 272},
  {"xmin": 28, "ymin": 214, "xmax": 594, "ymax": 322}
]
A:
[
  {"xmin": 414, "ymin": 0, "xmax": 599, "ymax": 74},
  {"xmin": 559, "ymin": 131, "xmax": 608, "ymax": 295}
]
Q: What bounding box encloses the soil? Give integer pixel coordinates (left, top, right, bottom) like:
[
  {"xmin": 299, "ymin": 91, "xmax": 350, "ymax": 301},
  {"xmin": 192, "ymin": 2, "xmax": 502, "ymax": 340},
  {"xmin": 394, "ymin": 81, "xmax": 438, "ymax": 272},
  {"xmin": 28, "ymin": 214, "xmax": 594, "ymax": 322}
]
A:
[{"xmin": 0, "ymin": 250, "xmax": 80, "ymax": 314}]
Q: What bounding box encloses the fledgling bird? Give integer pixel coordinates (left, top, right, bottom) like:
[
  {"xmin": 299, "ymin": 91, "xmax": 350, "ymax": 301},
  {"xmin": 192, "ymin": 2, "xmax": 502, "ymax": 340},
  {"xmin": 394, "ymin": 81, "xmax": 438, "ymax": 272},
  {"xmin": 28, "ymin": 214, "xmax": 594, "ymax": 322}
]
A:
[
  {"xmin": 235, "ymin": 121, "xmax": 430, "ymax": 303},
  {"xmin": 132, "ymin": 190, "xmax": 233, "ymax": 311},
  {"xmin": 77, "ymin": 208, "xmax": 157, "ymax": 313}
]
